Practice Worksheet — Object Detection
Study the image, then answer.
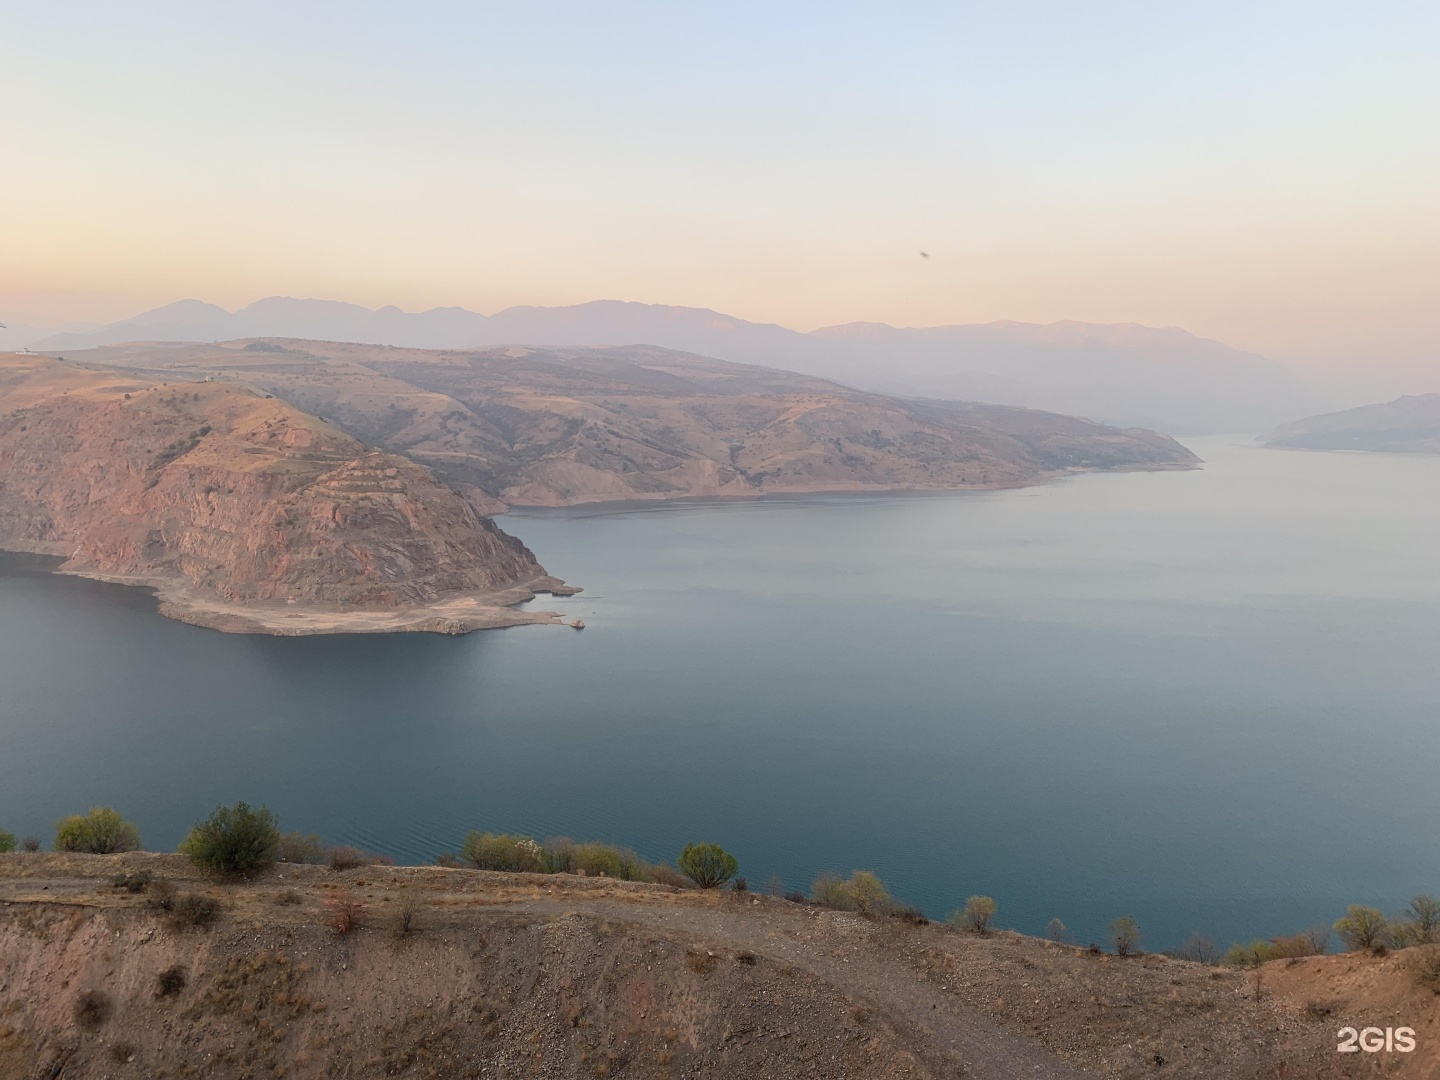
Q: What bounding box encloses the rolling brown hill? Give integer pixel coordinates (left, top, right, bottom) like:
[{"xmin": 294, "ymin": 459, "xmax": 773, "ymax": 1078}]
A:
[
  {"xmin": 55, "ymin": 339, "xmax": 1201, "ymax": 507},
  {"xmin": 0, "ymin": 354, "xmax": 574, "ymax": 635},
  {"xmin": 3, "ymin": 853, "xmax": 1435, "ymax": 1080}
]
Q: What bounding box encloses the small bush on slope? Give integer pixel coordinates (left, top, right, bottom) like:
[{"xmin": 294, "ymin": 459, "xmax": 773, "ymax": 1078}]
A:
[
  {"xmin": 55, "ymin": 807, "xmax": 142, "ymax": 854},
  {"xmin": 179, "ymin": 802, "xmax": 279, "ymax": 876},
  {"xmin": 678, "ymin": 842, "xmax": 739, "ymax": 889}
]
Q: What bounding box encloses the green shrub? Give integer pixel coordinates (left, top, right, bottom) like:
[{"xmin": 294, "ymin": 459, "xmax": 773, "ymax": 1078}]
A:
[
  {"xmin": 847, "ymin": 871, "xmax": 891, "ymax": 915},
  {"xmin": 1110, "ymin": 915, "xmax": 1141, "ymax": 956},
  {"xmin": 0, "ymin": 828, "xmax": 14, "ymax": 853},
  {"xmin": 278, "ymin": 833, "xmax": 326, "ymax": 864},
  {"xmin": 570, "ymin": 840, "xmax": 632, "ymax": 879},
  {"xmin": 677, "ymin": 842, "xmax": 738, "ymax": 889},
  {"xmin": 55, "ymin": 808, "xmax": 142, "ymax": 854},
  {"xmin": 812, "ymin": 870, "xmax": 892, "ymax": 914},
  {"xmin": 812, "ymin": 873, "xmax": 853, "ymax": 910},
  {"xmin": 961, "ymin": 896, "xmax": 997, "ymax": 934},
  {"xmin": 178, "ymin": 802, "xmax": 279, "ymax": 876},
  {"xmin": 1223, "ymin": 940, "xmax": 1277, "ymax": 966},
  {"xmin": 460, "ymin": 832, "xmax": 544, "ymax": 872},
  {"xmin": 1270, "ymin": 930, "xmax": 1327, "ymax": 958},
  {"xmin": 1045, "ymin": 918, "xmax": 1071, "ymax": 944},
  {"xmin": 1334, "ymin": 905, "xmax": 1390, "ymax": 951}
]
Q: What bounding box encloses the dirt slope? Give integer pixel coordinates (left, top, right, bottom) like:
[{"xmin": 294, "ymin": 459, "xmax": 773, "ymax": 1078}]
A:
[
  {"xmin": 0, "ymin": 354, "xmax": 575, "ymax": 634},
  {"xmin": 52, "ymin": 340, "xmax": 1201, "ymax": 507},
  {"xmin": 3, "ymin": 854, "xmax": 1433, "ymax": 1079}
]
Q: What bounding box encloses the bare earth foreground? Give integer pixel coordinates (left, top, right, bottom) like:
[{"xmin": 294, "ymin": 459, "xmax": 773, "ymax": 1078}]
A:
[{"xmin": 2, "ymin": 856, "xmax": 1435, "ymax": 1079}]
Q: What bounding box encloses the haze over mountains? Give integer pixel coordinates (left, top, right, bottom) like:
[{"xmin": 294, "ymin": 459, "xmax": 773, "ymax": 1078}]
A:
[
  {"xmin": 12, "ymin": 298, "xmax": 1331, "ymax": 435},
  {"xmin": 1267, "ymin": 394, "xmax": 1440, "ymax": 454}
]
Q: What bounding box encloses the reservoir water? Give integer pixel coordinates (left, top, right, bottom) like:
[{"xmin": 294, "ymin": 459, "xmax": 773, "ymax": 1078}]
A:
[{"xmin": 2, "ymin": 436, "xmax": 1437, "ymax": 951}]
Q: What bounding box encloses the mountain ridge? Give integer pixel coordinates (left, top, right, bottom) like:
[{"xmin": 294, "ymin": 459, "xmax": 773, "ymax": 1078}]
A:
[{"xmin": 17, "ymin": 297, "xmax": 1322, "ymax": 433}]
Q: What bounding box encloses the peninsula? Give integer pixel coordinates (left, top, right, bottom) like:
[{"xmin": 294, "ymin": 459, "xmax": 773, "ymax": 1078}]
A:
[
  {"xmin": 57, "ymin": 339, "xmax": 1202, "ymax": 506},
  {"xmin": 0, "ymin": 354, "xmax": 576, "ymax": 635}
]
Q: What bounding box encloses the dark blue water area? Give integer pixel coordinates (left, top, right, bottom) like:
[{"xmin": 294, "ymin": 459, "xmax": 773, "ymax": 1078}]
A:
[{"xmin": 2, "ymin": 437, "xmax": 1437, "ymax": 952}]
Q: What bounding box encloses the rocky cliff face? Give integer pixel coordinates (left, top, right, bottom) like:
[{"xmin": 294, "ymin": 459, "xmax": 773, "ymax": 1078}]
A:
[{"xmin": 0, "ymin": 355, "xmax": 567, "ymax": 630}]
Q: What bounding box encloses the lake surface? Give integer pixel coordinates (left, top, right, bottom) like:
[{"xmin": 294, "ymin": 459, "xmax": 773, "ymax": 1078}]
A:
[{"xmin": 2, "ymin": 437, "xmax": 1437, "ymax": 950}]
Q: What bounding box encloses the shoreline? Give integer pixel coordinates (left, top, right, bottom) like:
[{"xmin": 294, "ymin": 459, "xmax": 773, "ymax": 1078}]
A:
[
  {"xmin": 0, "ymin": 543, "xmax": 581, "ymax": 636},
  {"xmin": 73, "ymin": 569, "xmax": 584, "ymax": 637},
  {"xmin": 495, "ymin": 460, "xmax": 1203, "ymax": 514}
]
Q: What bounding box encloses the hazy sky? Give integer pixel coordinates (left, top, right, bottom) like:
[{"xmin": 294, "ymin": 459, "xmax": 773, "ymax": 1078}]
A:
[{"xmin": 2, "ymin": 2, "xmax": 1436, "ymax": 377}]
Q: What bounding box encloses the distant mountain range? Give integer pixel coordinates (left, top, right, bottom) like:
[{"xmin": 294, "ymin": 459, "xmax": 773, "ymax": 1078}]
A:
[
  {"xmin": 10, "ymin": 297, "xmax": 1330, "ymax": 434},
  {"xmin": 1266, "ymin": 394, "xmax": 1440, "ymax": 454}
]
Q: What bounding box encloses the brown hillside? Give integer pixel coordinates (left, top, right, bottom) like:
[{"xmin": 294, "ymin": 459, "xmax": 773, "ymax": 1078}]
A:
[
  {"xmin": 0, "ymin": 354, "xmax": 574, "ymax": 635},
  {"xmin": 3, "ymin": 854, "xmax": 1435, "ymax": 1079},
  {"xmin": 53, "ymin": 340, "xmax": 1201, "ymax": 507}
]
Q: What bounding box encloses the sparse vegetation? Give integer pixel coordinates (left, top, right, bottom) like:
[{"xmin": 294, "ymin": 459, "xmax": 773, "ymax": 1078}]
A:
[
  {"xmin": 55, "ymin": 807, "xmax": 142, "ymax": 854},
  {"xmin": 1399, "ymin": 894, "xmax": 1440, "ymax": 945},
  {"xmin": 328, "ymin": 891, "xmax": 364, "ymax": 935},
  {"xmin": 1270, "ymin": 929, "xmax": 1327, "ymax": 958},
  {"xmin": 278, "ymin": 832, "xmax": 326, "ymax": 864},
  {"xmin": 461, "ymin": 832, "xmax": 544, "ymax": 872},
  {"xmin": 180, "ymin": 801, "xmax": 280, "ymax": 876},
  {"xmin": 678, "ymin": 842, "xmax": 739, "ymax": 889},
  {"xmin": 812, "ymin": 871, "xmax": 891, "ymax": 914},
  {"xmin": 1176, "ymin": 932, "xmax": 1218, "ymax": 964},
  {"xmin": 73, "ymin": 989, "xmax": 112, "ymax": 1030},
  {"xmin": 147, "ymin": 877, "xmax": 177, "ymax": 912},
  {"xmin": 170, "ymin": 892, "xmax": 221, "ymax": 929},
  {"xmin": 1410, "ymin": 944, "xmax": 1440, "ymax": 992},
  {"xmin": 1222, "ymin": 940, "xmax": 1275, "ymax": 966},
  {"xmin": 0, "ymin": 827, "xmax": 14, "ymax": 852},
  {"xmin": 393, "ymin": 888, "xmax": 421, "ymax": 937},
  {"xmin": 1110, "ymin": 915, "xmax": 1141, "ymax": 957},
  {"xmin": 956, "ymin": 896, "xmax": 997, "ymax": 935},
  {"xmin": 155, "ymin": 965, "xmax": 187, "ymax": 997},
  {"xmin": 1333, "ymin": 905, "xmax": 1390, "ymax": 952},
  {"xmin": 21, "ymin": 835, "xmax": 40, "ymax": 852},
  {"xmin": 113, "ymin": 869, "xmax": 154, "ymax": 893}
]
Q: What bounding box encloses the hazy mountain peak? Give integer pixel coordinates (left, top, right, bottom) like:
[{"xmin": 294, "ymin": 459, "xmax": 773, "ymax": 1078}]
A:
[
  {"xmin": 126, "ymin": 299, "xmax": 230, "ymax": 326},
  {"xmin": 21, "ymin": 295, "xmax": 1325, "ymax": 433}
]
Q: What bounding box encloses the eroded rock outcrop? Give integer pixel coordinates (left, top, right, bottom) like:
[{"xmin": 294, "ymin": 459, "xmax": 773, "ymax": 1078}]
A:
[{"xmin": 0, "ymin": 354, "xmax": 573, "ymax": 633}]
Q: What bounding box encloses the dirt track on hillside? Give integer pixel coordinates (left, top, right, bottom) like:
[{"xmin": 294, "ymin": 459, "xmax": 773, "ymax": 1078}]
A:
[{"xmin": 2, "ymin": 854, "xmax": 1435, "ymax": 1079}]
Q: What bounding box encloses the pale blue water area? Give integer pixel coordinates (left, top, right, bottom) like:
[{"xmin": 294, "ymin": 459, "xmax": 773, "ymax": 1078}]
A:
[{"xmin": 2, "ymin": 436, "xmax": 1437, "ymax": 951}]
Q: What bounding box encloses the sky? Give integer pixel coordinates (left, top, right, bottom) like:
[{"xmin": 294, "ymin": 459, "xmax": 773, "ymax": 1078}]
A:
[{"xmin": 1, "ymin": 2, "xmax": 1437, "ymax": 382}]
